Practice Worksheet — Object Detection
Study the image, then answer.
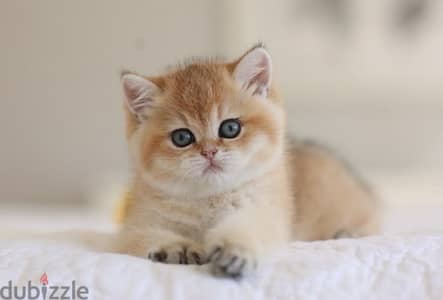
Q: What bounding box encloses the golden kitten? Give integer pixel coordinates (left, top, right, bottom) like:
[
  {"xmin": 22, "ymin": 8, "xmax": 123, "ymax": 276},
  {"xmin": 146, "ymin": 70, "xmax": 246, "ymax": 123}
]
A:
[{"xmin": 115, "ymin": 44, "xmax": 379, "ymax": 278}]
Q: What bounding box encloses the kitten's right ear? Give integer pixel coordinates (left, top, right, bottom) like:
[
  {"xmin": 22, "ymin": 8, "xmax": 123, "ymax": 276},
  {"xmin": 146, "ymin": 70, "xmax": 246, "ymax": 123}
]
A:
[
  {"xmin": 121, "ymin": 72, "xmax": 159, "ymax": 118},
  {"xmin": 232, "ymin": 45, "xmax": 272, "ymax": 98}
]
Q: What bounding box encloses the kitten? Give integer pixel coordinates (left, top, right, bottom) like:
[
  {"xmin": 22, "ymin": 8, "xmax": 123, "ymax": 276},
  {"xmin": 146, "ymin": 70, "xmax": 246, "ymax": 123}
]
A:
[{"xmin": 115, "ymin": 44, "xmax": 379, "ymax": 278}]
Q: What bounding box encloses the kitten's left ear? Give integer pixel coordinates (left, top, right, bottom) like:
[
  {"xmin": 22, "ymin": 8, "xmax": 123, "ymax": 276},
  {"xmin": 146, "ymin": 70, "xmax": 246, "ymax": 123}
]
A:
[
  {"xmin": 233, "ymin": 46, "xmax": 272, "ymax": 98},
  {"xmin": 121, "ymin": 72, "xmax": 160, "ymax": 119}
]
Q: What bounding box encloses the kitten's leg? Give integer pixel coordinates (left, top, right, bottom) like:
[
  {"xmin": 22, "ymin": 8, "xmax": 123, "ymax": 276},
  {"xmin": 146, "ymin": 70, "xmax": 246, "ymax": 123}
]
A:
[
  {"xmin": 116, "ymin": 228, "xmax": 206, "ymax": 265},
  {"xmin": 333, "ymin": 214, "xmax": 380, "ymax": 239},
  {"xmin": 205, "ymin": 201, "xmax": 291, "ymax": 278}
]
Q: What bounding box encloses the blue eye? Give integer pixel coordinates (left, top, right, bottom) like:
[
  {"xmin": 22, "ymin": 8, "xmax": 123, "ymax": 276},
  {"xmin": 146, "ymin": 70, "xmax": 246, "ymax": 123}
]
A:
[
  {"xmin": 171, "ymin": 128, "xmax": 195, "ymax": 147},
  {"xmin": 219, "ymin": 119, "xmax": 241, "ymax": 139}
]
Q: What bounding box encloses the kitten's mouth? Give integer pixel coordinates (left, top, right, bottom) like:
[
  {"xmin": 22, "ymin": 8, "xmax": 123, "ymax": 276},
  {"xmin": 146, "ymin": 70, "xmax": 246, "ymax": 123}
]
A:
[{"xmin": 203, "ymin": 162, "xmax": 223, "ymax": 175}]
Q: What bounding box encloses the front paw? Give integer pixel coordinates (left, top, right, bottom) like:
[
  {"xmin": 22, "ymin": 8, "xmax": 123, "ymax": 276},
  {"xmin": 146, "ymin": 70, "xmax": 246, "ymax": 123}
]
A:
[
  {"xmin": 207, "ymin": 242, "xmax": 257, "ymax": 278},
  {"xmin": 147, "ymin": 242, "xmax": 206, "ymax": 265}
]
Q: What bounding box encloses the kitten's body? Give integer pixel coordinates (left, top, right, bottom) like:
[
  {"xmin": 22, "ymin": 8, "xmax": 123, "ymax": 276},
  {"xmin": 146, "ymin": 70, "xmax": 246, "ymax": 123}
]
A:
[{"xmin": 116, "ymin": 45, "xmax": 379, "ymax": 277}]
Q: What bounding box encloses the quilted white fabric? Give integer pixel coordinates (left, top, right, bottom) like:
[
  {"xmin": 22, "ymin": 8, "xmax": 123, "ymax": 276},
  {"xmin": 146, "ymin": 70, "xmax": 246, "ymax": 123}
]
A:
[{"xmin": 0, "ymin": 234, "xmax": 442, "ymax": 300}]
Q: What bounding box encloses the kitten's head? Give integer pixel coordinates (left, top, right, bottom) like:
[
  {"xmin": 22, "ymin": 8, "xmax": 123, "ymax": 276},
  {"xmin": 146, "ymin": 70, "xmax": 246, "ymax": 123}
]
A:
[{"xmin": 121, "ymin": 45, "xmax": 285, "ymax": 198}]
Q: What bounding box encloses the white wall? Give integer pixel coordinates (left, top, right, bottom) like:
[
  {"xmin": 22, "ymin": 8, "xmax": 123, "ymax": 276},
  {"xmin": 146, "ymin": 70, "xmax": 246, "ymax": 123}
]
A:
[
  {"xmin": 0, "ymin": 0, "xmax": 219, "ymax": 204},
  {"xmin": 221, "ymin": 0, "xmax": 443, "ymax": 171},
  {"xmin": 1, "ymin": 0, "xmax": 442, "ymax": 206}
]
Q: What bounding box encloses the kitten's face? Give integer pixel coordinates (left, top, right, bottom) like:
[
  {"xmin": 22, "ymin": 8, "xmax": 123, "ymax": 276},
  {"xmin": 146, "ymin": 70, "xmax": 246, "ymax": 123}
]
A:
[{"xmin": 122, "ymin": 47, "xmax": 285, "ymax": 197}]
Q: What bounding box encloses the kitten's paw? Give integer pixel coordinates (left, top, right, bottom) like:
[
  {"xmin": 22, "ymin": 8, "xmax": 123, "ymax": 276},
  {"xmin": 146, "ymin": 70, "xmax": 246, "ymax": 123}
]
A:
[
  {"xmin": 207, "ymin": 243, "xmax": 257, "ymax": 278},
  {"xmin": 147, "ymin": 242, "xmax": 206, "ymax": 265},
  {"xmin": 334, "ymin": 230, "xmax": 358, "ymax": 239}
]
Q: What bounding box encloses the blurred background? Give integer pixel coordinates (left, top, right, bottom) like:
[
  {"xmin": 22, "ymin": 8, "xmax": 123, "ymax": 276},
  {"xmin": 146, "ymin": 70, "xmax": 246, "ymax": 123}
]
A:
[{"xmin": 1, "ymin": 0, "xmax": 442, "ymax": 234}]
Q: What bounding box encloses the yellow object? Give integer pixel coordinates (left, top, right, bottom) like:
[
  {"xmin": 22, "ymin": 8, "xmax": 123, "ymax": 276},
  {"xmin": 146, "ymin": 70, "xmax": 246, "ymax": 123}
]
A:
[{"xmin": 113, "ymin": 189, "xmax": 134, "ymax": 224}]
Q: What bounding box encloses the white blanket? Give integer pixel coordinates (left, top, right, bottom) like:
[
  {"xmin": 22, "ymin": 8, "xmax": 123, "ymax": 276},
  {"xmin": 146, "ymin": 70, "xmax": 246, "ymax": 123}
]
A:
[{"xmin": 0, "ymin": 234, "xmax": 442, "ymax": 300}]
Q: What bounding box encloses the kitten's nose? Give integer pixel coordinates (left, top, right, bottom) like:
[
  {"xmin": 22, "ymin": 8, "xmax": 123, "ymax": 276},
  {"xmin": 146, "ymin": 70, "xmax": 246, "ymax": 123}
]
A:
[{"xmin": 200, "ymin": 148, "xmax": 218, "ymax": 160}]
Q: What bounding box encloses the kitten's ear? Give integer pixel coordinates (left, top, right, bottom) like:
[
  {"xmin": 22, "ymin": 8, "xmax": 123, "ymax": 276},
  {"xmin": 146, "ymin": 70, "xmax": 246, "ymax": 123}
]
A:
[
  {"xmin": 233, "ymin": 46, "xmax": 272, "ymax": 98},
  {"xmin": 121, "ymin": 72, "xmax": 160, "ymax": 118}
]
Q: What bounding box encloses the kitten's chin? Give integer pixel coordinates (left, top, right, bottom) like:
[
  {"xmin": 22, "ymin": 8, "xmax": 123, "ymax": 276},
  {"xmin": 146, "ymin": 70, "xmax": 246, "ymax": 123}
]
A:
[{"xmin": 142, "ymin": 171, "xmax": 240, "ymax": 199}]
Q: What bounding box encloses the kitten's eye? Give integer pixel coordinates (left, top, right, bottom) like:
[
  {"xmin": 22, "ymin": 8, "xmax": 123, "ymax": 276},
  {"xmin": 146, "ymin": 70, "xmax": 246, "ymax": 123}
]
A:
[
  {"xmin": 171, "ymin": 128, "xmax": 195, "ymax": 147},
  {"xmin": 219, "ymin": 119, "xmax": 241, "ymax": 139}
]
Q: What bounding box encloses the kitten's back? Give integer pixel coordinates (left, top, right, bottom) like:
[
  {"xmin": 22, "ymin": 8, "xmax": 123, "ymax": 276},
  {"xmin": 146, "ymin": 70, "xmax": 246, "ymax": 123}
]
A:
[{"xmin": 288, "ymin": 140, "xmax": 380, "ymax": 240}]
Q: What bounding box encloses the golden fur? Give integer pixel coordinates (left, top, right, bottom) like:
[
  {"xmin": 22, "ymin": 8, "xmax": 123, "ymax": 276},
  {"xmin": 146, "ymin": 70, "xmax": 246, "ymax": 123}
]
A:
[{"xmin": 115, "ymin": 45, "xmax": 379, "ymax": 277}]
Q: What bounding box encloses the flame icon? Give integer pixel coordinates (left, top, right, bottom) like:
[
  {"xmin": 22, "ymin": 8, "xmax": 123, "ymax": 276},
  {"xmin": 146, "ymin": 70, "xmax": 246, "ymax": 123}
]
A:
[{"xmin": 40, "ymin": 272, "xmax": 48, "ymax": 285}]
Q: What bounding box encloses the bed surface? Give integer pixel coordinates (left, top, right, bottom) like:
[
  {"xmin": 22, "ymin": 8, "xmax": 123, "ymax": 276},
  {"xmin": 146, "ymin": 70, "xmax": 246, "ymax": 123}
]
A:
[{"xmin": 1, "ymin": 234, "xmax": 442, "ymax": 300}]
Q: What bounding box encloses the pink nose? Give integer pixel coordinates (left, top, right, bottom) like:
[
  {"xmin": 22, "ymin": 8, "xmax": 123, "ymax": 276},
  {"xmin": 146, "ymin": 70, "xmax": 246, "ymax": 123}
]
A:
[{"xmin": 200, "ymin": 148, "xmax": 218, "ymax": 159}]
